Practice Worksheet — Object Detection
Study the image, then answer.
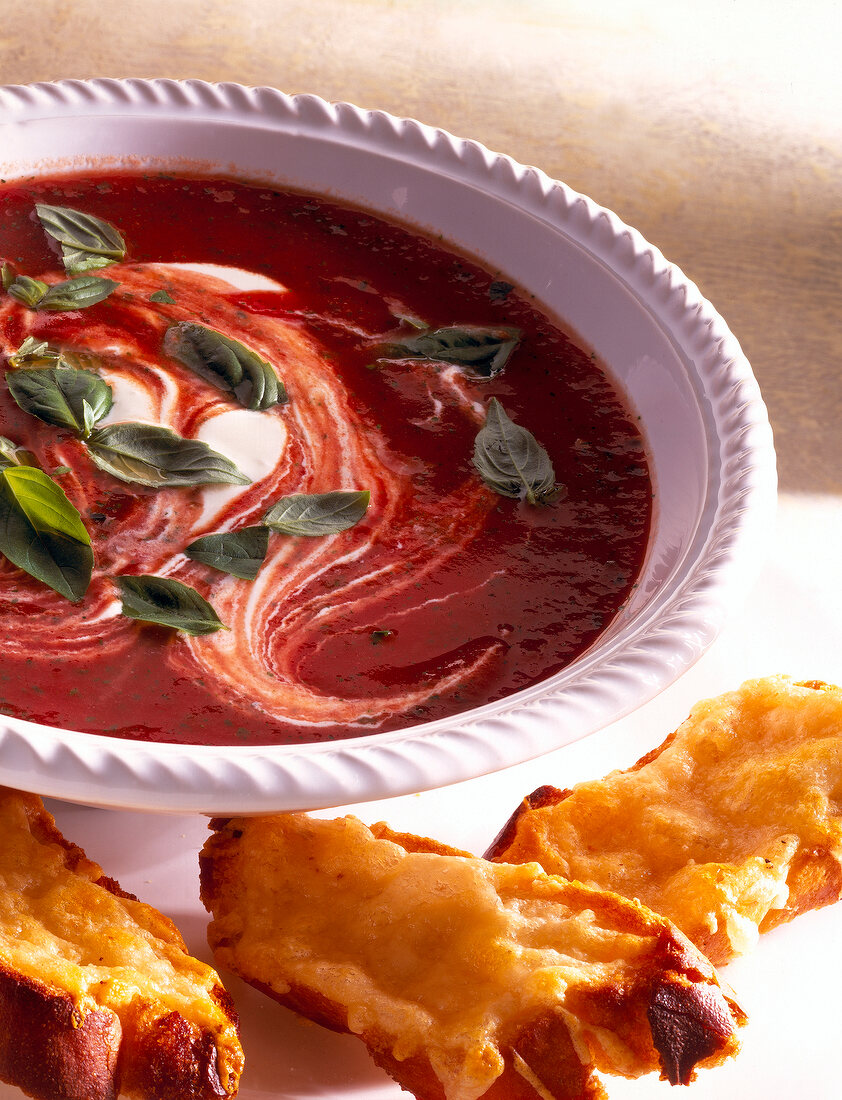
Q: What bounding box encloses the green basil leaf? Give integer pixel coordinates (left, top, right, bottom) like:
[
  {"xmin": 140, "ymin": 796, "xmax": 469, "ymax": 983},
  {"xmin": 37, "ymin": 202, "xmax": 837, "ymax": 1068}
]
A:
[
  {"xmin": 65, "ymin": 252, "xmax": 117, "ymax": 275},
  {"xmin": 35, "ymin": 203, "xmax": 126, "ymax": 275},
  {"xmin": 381, "ymin": 324, "xmax": 521, "ymax": 378},
  {"xmin": 7, "ymin": 337, "xmax": 63, "ymax": 369},
  {"xmin": 1, "ymin": 264, "xmax": 15, "ymax": 290},
  {"xmin": 38, "ymin": 276, "xmax": 119, "ymax": 312},
  {"xmin": 149, "ymin": 289, "xmax": 176, "ymax": 304},
  {"xmin": 115, "ymin": 575, "xmax": 226, "ymax": 635},
  {"xmin": 185, "ymin": 526, "xmax": 270, "ymax": 580},
  {"xmin": 0, "ymin": 465, "xmax": 92, "ymax": 601},
  {"xmin": 0, "ymin": 436, "xmax": 37, "ymax": 470},
  {"xmin": 6, "ymin": 368, "xmax": 113, "ymax": 437},
  {"xmin": 264, "ymin": 490, "xmax": 370, "ymax": 536},
  {"xmin": 472, "ymin": 397, "xmax": 557, "ymax": 504},
  {"xmin": 7, "ymin": 276, "xmax": 49, "ymax": 309},
  {"xmin": 86, "ymin": 423, "xmax": 251, "ymax": 488},
  {"xmin": 164, "ymin": 322, "xmax": 287, "ymax": 411}
]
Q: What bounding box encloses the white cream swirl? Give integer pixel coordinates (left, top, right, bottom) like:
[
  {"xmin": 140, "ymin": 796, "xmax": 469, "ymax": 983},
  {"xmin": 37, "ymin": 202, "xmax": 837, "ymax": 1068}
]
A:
[{"xmin": 0, "ymin": 263, "xmax": 504, "ymax": 734}]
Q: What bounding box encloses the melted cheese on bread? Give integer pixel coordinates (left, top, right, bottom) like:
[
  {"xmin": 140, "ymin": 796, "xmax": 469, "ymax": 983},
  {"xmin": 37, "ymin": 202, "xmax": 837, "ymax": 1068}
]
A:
[
  {"xmin": 0, "ymin": 788, "xmax": 242, "ymax": 1100},
  {"xmin": 488, "ymin": 676, "xmax": 842, "ymax": 965},
  {"xmin": 201, "ymin": 813, "xmax": 742, "ymax": 1100}
]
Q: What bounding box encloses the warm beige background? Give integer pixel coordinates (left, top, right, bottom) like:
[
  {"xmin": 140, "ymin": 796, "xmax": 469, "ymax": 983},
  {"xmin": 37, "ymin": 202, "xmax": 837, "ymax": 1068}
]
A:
[{"xmin": 1, "ymin": 0, "xmax": 840, "ymax": 491}]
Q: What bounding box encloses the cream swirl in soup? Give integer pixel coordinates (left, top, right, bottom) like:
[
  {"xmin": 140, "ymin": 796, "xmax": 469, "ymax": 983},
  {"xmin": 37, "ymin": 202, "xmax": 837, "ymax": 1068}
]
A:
[{"xmin": 0, "ymin": 176, "xmax": 650, "ymax": 745}]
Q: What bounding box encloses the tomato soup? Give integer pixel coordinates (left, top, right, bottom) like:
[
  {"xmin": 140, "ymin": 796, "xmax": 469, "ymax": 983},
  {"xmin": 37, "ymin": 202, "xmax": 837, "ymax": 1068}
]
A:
[{"xmin": 0, "ymin": 175, "xmax": 651, "ymax": 745}]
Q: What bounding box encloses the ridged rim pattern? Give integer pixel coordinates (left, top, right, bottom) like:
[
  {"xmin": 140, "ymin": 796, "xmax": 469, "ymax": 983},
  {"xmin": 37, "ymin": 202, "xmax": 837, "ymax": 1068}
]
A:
[{"xmin": 0, "ymin": 79, "xmax": 777, "ymax": 813}]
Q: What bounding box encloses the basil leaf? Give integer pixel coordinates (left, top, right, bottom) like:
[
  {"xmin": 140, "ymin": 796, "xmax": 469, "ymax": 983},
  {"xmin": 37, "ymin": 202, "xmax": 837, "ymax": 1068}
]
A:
[
  {"xmin": 7, "ymin": 337, "xmax": 63, "ymax": 369},
  {"xmin": 264, "ymin": 490, "xmax": 370, "ymax": 536},
  {"xmin": 185, "ymin": 526, "xmax": 269, "ymax": 580},
  {"xmin": 164, "ymin": 322, "xmax": 287, "ymax": 411},
  {"xmin": 7, "ymin": 368, "xmax": 113, "ymax": 438},
  {"xmin": 115, "ymin": 575, "xmax": 226, "ymax": 635},
  {"xmin": 0, "ymin": 465, "xmax": 92, "ymax": 601},
  {"xmin": 381, "ymin": 324, "xmax": 521, "ymax": 378},
  {"xmin": 472, "ymin": 398, "xmax": 557, "ymax": 504},
  {"xmin": 7, "ymin": 276, "xmax": 49, "ymax": 309},
  {"xmin": 65, "ymin": 253, "xmax": 116, "ymax": 275},
  {"xmin": 149, "ymin": 289, "xmax": 176, "ymax": 304},
  {"xmin": 1, "ymin": 264, "xmax": 15, "ymax": 290},
  {"xmin": 0, "ymin": 436, "xmax": 36, "ymax": 470},
  {"xmin": 86, "ymin": 423, "xmax": 251, "ymax": 488},
  {"xmin": 38, "ymin": 276, "xmax": 119, "ymax": 312},
  {"xmin": 35, "ymin": 203, "xmax": 126, "ymax": 275}
]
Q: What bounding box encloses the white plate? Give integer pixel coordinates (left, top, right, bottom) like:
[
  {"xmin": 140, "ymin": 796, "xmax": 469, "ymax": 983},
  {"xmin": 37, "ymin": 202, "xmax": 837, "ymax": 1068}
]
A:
[{"xmin": 0, "ymin": 80, "xmax": 775, "ymax": 813}]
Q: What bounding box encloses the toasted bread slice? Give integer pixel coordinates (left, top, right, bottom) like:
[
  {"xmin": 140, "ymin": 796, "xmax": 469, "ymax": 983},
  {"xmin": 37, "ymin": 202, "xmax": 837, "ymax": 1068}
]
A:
[
  {"xmin": 487, "ymin": 676, "xmax": 842, "ymax": 966},
  {"xmin": 200, "ymin": 812, "xmax": 743, "ymax": 1100},
  {"xmin": 0, "ymin": 787, "xmax": 242, "ymax": 1100}
]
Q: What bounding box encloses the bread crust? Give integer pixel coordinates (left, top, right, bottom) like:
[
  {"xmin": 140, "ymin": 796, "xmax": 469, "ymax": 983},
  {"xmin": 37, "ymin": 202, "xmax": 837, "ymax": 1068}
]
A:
[
  {"xmin": 0, "ymin": 789, "xmax": 243, "ymax": 1100},
  {"xmin": 0, "ymin": 960, "xmax": 120, "ymax": 1100},
  {"xmin": 487, "ymin": 676, "xmax": 842, "ymax": 966},
  {"xmin": 201, "ymin": 813, "xmax": 742, "ymax": 1100}
]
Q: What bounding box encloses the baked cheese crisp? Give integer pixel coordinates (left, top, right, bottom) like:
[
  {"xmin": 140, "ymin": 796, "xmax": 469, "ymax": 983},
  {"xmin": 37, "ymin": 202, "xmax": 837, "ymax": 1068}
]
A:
[
  {"xmin": 0, "ymin": 788, "xmax": 242, "ymax": 1100},
  {"xmin": 201, "ymin": 813, "xmax": 742, "ymax": 1100},
  {"xmin": 489, "ymin": 676, "xmax": 842, "ymax": 965}
]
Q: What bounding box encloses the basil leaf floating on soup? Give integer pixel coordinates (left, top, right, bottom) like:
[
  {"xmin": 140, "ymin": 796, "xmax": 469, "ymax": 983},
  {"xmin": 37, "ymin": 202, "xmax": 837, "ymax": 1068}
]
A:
[
  {"xmin": 264, "ymin": 491, "xmax": 370, "ymax": 537},
  {"xmin": 473, "ymin": 397, "xmax": 557, "ymax": 504},
  {"xmin": 38, "ymin": 276, "xmax": 120, "ymax": 313},
  {"xmin": 6, "ymin": 275, "xmax": 119, "ymax": 312},
  {"xmin": 85, "ymin": 423, "xmax": 251, "ymax": 489},
  {"xmin": 0, "ymin": 436, "xmax": 37, "ymax": 470},
  {"xmin": 6, "ymin": 275, "xmax": 49, "ymax": 309},
  {"xmin": 116, "ymin": 575, "xmax": 226, "ymax": 635},
  {"xmin": 6, "ymin": 368, "xmax": 113, "ymax": 438},
  {"xmin": 185, "ymin": 527, "xmax": 270, "ymax": 581},
  {"xmin": 0, "ymin": 466, "xmax": 92, "ymax": 601},
  {"xmin": 7, "ymin": 337, "xmax": 64, "ymax": 369},
  {"xmin": 35, "ymin": 203, "xmax": 127, "ymax": 275},
  {"xmin": 381, "ymin": 324, "xmax": 521, "ymax": 378},
  {"xmin": 164, "ymin": 322, "xmax": 287, "ymax": 411},
  {"xmin": 149, "ymin": 289, "xmax": 176, "ymax": 304}
]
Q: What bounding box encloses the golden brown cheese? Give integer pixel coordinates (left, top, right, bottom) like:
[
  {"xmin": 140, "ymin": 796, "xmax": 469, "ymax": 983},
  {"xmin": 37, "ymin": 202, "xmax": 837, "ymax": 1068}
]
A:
[
  {"xmin": 0, "ymin": 788, "xmax": 243, "ymax": 1100},
  {"xmin": 488, "ymin": 676, "xmax": 842, "ymax": 966},
  {"xmin": 200, "ymin": 813, "xmax": 743, "ymax": 1100}
]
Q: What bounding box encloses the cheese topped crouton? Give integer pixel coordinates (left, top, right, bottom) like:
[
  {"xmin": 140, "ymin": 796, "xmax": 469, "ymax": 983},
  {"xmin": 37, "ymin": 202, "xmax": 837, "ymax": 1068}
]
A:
[
  {"xmin": 0, "ymin": 788, "xmax": 243, "ymax": 1100},
  {"xmin": 488, "ymin": 676, "xmax": 842, "ymax": 965},
  {"xmin": 201, "ymin": 813, "xmax": 743, "ymax": 1100}
]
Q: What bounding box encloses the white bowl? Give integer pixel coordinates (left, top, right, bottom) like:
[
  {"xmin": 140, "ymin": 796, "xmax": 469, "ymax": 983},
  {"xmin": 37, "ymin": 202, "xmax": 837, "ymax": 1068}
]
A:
[{"xmin": 0, "ymin": 79, "xmax": 775, "ymax": 814}]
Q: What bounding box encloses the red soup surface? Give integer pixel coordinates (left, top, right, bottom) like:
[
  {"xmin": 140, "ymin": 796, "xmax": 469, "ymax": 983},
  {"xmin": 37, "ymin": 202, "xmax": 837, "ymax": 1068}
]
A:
[{"xmin": 0, "ymin": 174, "xmax": 651, "ymax": 745}]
